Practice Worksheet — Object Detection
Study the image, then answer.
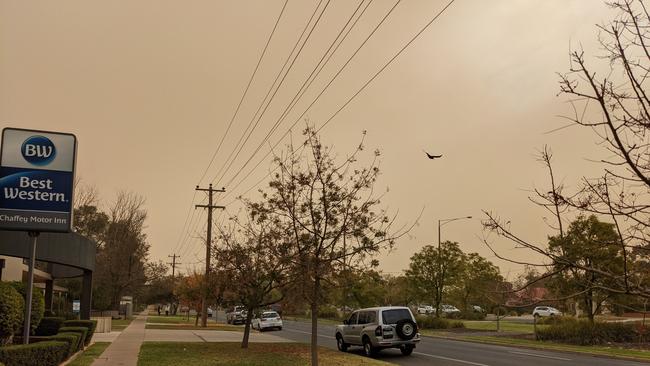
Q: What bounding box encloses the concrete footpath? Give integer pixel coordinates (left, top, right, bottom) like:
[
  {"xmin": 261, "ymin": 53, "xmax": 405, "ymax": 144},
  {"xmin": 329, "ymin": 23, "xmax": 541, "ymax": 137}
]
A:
[{"xmin": 91, "ymin": 312, "xmax": 147, "ymax": 366}]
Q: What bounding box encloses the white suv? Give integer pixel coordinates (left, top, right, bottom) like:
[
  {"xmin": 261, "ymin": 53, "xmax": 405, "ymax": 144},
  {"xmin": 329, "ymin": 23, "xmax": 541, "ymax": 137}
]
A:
[
  {"xmin": 335, "ymin": 306, "xmax": 420, "ymax": 357},
  {"xmin": 417, "ymin": 305, "xmax": 433, "ymax": 314},
  {"xmin": 532, "ymin": 306, "xmax": 562, "ymax": 317}
]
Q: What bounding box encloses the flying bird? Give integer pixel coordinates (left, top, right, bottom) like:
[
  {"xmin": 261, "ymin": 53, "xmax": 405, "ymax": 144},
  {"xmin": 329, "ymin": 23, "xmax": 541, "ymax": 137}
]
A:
[{"xmin": 423, "ymin": 150, "xmax": 443, "ymax": 160}]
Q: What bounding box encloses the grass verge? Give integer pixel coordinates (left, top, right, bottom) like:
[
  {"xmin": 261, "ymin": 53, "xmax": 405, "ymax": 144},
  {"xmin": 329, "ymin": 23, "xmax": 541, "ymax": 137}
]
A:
[
  {"xmin": 145, "ymin": 324, "xmax": 243, "ymax": 331},
  {"xmin": 112, "ymin": 317, "xmax": 134, "ymax": 331},
  {"xmin": 138, "ymin": 342, "xmax": 390, "ymax": 366},
  {"xmin": 146, "ymin": 316, "xmax": 194, "ymax": 324},
  {"xmin": 66, "ymin": 342, "xmax": 110, "ymax": 366},
  {"xmin": 425, "ymin": 333, "xmax": 650, "ymax": 362},
  {"xmin": 460, "ymin": 321, "xmax": 543, "ymax": 333}
]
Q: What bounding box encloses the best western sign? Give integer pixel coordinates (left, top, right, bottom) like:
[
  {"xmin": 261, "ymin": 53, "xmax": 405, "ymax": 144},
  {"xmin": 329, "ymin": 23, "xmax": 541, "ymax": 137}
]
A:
[{"xmin": 0, "ymin": 128, "xmax": 77, "ymax": 232}]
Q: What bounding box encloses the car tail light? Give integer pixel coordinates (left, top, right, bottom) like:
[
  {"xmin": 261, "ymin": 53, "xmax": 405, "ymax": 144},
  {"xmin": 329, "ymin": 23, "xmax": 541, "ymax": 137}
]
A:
[{"xmin": 375, "ymin": 326, "xmax": 382, "ymax": 336}]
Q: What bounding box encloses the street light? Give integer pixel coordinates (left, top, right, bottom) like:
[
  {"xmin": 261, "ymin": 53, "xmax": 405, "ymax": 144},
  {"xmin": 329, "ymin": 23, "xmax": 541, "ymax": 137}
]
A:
[
  {"xmin": 435, "ymin": 215, "xmax": 472, "ymax": 316},
  {"xmin": 438, "ymin": 216, "xmax": 473, "ymax": 250}
]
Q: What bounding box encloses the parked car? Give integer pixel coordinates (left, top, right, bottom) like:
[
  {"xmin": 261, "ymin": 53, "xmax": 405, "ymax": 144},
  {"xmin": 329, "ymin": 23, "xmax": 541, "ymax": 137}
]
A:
[
  {"xmin": 335, "ymin": 306, "xmax": 420, "ymax": 357},
  {"xmin": 417, "ymin": 305, "xmax": 433, "ymax": 314},
  {"xmin": 227, "ymin": 306, "xmax": 247, "ymax": 325},
  {"xmin": 532, "ymin": 306, "xmax": 562, "ymax": 318},
  {"xmin": 471, "ymin": 305, "xmax": 484, "ymax": 313},
  {"xmin": 252, "ymin": 311, "xmax": 283, "ymax": 331},
  {"xmin": 440, "ymin": 304, "xmax": 461, "ymax": 315}
]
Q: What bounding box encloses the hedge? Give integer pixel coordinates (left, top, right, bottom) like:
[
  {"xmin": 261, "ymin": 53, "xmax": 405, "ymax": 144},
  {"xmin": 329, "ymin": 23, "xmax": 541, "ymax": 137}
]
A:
[
  {"xmin": 52, "ymin": 333, "xmax": 81, "ymax": 357},
  {"xmin": 0, "ymin": 340, "xmax": 68, "ymax": 366},
  {"xmin": 536, "ymin": 320, "xmax": 639, "ymax": 345},
  {"xmin": 9, "ymin": 282, "xmax": 44, "ymax": 335},
  {"xmin": 536, "ymin": 315, "xmax": 577, "ymax": 326},
  {"xmin": 63, "ymin": 320, "xmax": 97, "ymax": 346},
  {"xmin": 11, "ymin": 334, "xmax": 78, "ymax": 359},
  {"xmin": 57, "ymin": 327, "xmax": 87, "ymax": 349},
  {"xmin": 459, "ymin": 311, "xmax": 486, "ymax": 320},
  {"xmin": 415, "ymin": 315, "xmax": 465, "ymax": 329},
  {"xmin": 0, "ymin": 283, "xmax": 24, "ymax": 345},
  {"xmin": 34, "ymin": 317, "xmax": 65, "ymax": 337}
]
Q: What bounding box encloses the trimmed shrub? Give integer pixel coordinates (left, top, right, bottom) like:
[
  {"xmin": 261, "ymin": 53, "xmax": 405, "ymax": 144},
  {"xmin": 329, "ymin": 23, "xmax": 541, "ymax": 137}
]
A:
[
  {"xmin": 0, "ymin": 283, "xmax": 24, "ymax": 345},
  {"xmin": 13, "ymin": 333, "xmax": 79, "ymax": 357},
  {"xmin": 9, "ymin": 282, "xmax": 45, "ymax": 335},
  {"xmin": 51, "ymin": 333, "xmax": 81, "ymax": 358},
  {"xmin": 460, "ymin": 311, "xmax": 486, "ymax": 320},
  {"xmin": 57, "ymin": 327, "xmax": 87, "ymax": 349},
  {"xmin": 536, "ymin": 320, "xmax": 638, "ymax": 345},
  {"xmin": 416, "ymin": 315, "xmax": 450, "ymax": 329},
  {"xmin": 63, "ymin": 320, "xmax": 97, "ymax": 346},
  {"xmin": 449, "ymin": 320, "xmax": 466, "ymax": 329},
  {"xmin": 317, "ymin": 305, "xmax": 339, "ymax": 319},
  {"xmin": 536, "ymin": 315, "xmax": 577, "ymax": 326},
  {"xmin": 0, "ymin": 340, "xmax": 68, "ymax": 366},
  {"xmin": 34, "ymin": 317, "xmax": 65, "ymax": 336}
]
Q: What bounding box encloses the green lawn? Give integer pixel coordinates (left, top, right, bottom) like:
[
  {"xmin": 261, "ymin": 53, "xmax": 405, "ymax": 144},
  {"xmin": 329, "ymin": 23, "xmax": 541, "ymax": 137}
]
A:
[
  {"xmin": 145, "ymin": 324, "xmax": 243, "ymax": 331},
  {"xmin": 112, "ymin": 317, "xmax": 134, "ymax": 331},
  {"xmin": 146, "ymin": 315, "xmax": 194, "ymax": 324},
  {"xmin": 145, "ymin": 315, "xmax": 240, "ymax": 330},
  {"xmin": 461, "ymin": 321, "xmax": 544, "ymax": 333},
  {"xmin": 138, "ymin": 342, "xmax": 391, "ymax": 366},
  {"xmin": 66, "ymin": 342, "xmax": 110, "ymax": 366},
  {"xmin": 459, "ymin": 335, "xmax": 650, "ymax": 362}
]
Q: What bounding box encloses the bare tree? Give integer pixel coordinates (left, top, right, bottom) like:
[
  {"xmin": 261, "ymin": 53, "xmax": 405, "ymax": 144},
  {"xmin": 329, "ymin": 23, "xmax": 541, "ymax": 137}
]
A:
[
  {"xmin": 483, "ymin": 0, "xmax": 650, "ymax": 311},
  {"xmin": 263, "ymin": 127, "xmax": 413, "ymax": 366}
]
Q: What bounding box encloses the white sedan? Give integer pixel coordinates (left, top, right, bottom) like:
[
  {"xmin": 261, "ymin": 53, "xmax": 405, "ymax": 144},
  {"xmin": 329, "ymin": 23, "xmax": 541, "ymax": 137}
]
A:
[{"xmin": 252, "ymin": 311, "xmax": 283, "ymax": 331}]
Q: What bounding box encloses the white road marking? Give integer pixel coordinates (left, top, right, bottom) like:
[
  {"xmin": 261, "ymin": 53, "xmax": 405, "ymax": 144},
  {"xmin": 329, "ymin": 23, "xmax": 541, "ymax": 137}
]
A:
[
  {"xmin": 509, "ymin": 351, "xmax": 572, "ymax": 361},
  {"xmin": 283, "ymin": 328, "xmax": 336, "ymax": 339},
  {"xmin": 413, "ymin": 352, "xmax": 490, "ymax": 366}
]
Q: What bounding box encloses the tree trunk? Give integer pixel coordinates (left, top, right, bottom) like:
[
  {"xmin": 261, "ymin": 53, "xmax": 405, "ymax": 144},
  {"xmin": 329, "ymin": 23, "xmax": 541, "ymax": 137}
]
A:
[
  {"xmin": 585, "ymin": 291, "xmax": 594, "ymax": 323},
  {"xmin": 310, "ymin": 278, "xmax": 320, "ymax": 366},
  {"xmin": 435, "ymin": 280, "xmax": 442, "ymax": 317},
  {"xmin": 241, "ymin": 307, "xmax": 254, "ymax": 349}
]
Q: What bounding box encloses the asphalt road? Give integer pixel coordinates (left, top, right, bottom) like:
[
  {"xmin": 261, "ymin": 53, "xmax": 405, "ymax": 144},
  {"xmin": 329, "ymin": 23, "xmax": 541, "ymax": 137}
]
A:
[{"xmin": 273, "ymin": 320, "xmax": 649, "ymax": 366}]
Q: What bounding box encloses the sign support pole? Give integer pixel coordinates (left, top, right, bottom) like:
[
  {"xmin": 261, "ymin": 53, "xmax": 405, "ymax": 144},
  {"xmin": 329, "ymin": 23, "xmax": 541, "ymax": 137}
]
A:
[{"xmin": 23, "ymin": 231, "xmax": 39, "ymax": 344}]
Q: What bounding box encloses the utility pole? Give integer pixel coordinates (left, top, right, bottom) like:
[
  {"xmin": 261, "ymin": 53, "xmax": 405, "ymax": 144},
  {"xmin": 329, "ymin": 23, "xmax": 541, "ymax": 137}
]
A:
[
  {"xmin": 167, "ymin": 254, "xmax": 181, "ymax": 279},
  {"xmin": 195, "ymin": 184, "xmax": 225, "ymax": 327}
]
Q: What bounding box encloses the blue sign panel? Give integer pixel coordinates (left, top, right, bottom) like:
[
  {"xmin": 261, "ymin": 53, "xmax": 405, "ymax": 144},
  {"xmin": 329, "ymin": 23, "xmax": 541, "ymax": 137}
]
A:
[{"xmin": 0, "ymin": 128, "xmax": 77, "ymax": 232}]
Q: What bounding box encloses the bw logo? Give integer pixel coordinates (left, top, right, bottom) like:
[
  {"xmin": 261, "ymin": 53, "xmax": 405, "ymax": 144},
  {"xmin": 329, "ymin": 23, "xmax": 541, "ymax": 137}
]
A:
[{"xmin": 21, "ymin": 135, "xmax": 57, "ymax": 166}]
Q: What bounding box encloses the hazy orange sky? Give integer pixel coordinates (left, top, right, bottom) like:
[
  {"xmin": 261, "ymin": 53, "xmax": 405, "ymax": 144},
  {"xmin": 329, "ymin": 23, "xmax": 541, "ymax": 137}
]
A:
[{"xmin": 1, "ymin": 0, "xmax": 615, "ymax": 278}]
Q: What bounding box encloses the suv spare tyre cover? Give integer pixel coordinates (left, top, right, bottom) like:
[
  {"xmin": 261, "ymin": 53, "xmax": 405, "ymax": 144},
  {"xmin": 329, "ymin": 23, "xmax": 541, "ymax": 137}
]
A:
[{"xmin": 396, "ymin": 319, "xmax": 417, "ymax": 340}]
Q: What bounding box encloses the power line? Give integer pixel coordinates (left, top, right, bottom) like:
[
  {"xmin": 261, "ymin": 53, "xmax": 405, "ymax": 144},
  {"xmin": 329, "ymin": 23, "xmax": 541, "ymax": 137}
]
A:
[
  {"xmin": 178, "ymin": 0, "xmax": 288, "ymax": 262},
  {"xmin": 218, "ymin": 0, "xmax": 404, "ymax": 196},
  {"xmin": 196, "ymin": 0, "xmax": 289, "ymax": 185},
  {"xmin": 208, "ymin": 0, "xmax": 331, "ymax": 185},
  {"xmin": 178, "ymin": 208, "xmax": 207, "ymax": 259},
  {"xmin": 175, "ymin": 195, "xmax": 209, "ymax": 258},
  {"xmin": 215, "ymin": 0, "xmax": 374, "ymax": 190},
  {"xmin": 222, "ymin": 0, "xmax": 456, "ymax": 203},
  {"xmin": 171, "ymin": 191, "xmax": 198, "ymax": 255}
]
